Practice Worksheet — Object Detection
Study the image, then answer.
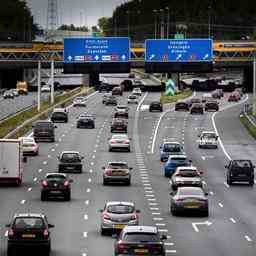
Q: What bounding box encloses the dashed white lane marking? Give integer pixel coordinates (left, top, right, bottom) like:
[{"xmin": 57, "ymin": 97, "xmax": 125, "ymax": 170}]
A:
[
  {"xmin": 140, "ymin": 171, "xmax": 148, "ymax": 173},
  {"xmin": 55, "ymin": 143, "xmax": 59, "ymax": 147},
  {"xmin": 51, "ymin": 148, "xmax": 55, "ymax": 152},
  {"xmin": 92, "ymin": 155, "xmax": 96, "ymax": 159},
  {"xmin": 218, "ymin": 202, "xmax": 224, "ymax": 208},
  {"xmin": 158, "ymin": 229, "xmax": 168, "ymax": 232},
  {"xmin": 93, "ymin": 150, "xmax": 97, "ymax": 153},
  {"xmin": 83, "ymin": 232, "xmax": 88, "ymax": 238},
  {"xmin": 84, "ymin": 214, "xmax": 88, "ymax": 220},
  {"xmin": 43, "ymin": 161, "xmax": 47, "ymax": 165},
  {"xmin": 89, "ymin": 169, "xmax": 93, "ymax": 173},
  {"xmin": 152, "ymin": 212, "xmax": 161, "ymax": 215},
  {"xmin": 95, "ymin": 144, "xmax": 98, "ymax": 148},
  {"xmin": 27, "ymin": 187, "xmax": 32, "ymax": 192},
  {"xmin": 150, "ymin": 208, "xmax": 159, "ymax": 210},
  {"xmin": 48, "ymin": 155, "xmax": 51, "ymax": 158},
  {"xmin": 38, "ymin": 169, "xmax": 42, "ymax": 173},
  {"xmin": 144, "ymin": 186, "xmax": 152, "ymax": 190},
  {"xmin": 86, "ymin": 188, "xmax": 91, "ymax": 193},
  {"xmin": 85, "ymin": 200, "xmax": 90, "ymax": 205},
  {"xmin": 20, "ymin": 200, "xmax": 26, "ymax": 204},
  {"xmin": 209, "ymin": 191, "xmax": 214, "ymax": 195},
  {"xmin": 145, "ymin": 194, "xmax": 155, "ymax": 197},
  {"xmin": 224, "ymin": 182, "xmax": 230, "ymax": 188},
  {"xmin": 148, "ymin": 198, "xmax": 156, "ymax": 201},
  {"xmin": 62, "ymin": 134, "xmax": 65, "ymax": 137},
  {"xmin": 142, "ymin": 180, "xmax": 150, "ymax": 183},
  {"xmin": 4, "ymin": 230, "xmax": 8, "ymax": 237},
  {"xmin": 59, "ymin": 138, "xmax": 62, "ymax": 142},
  {"xmin": 90, "ymin": 162, "xmax": 94, "ymax": 166},
  {"xmin": 245, "ymin": 235, "xmax": 253, "ymax": 242},
  {"xmin": 82, "ymin": 253, "xmax": 87, "ymax": 256},
  {"xmin": 166, "ymin": 250, "xmax": 177, "ymax": 253},
  {"xmin": 149, "ymin": 202, "xmax": 158, "ymax": 206},
  {"xmin": 156, "ymin": 223, "xmax": 166, "ymax": 226},
  {"xmin": 153, "ymin": 217, "xmax": 163, "ymax": 221},
  {"xmin": 164, "ymin": 242, "xmax": 175, "ymax": 246},
  {"xmin": 88, "ymin": 178, "xmax": 92, "ymax": 183},
  {"xmin": 33, "ymin": 177, "xmax": 38, "ymax": 182},
  {"xmin": 230, "ymin": 218, "xmax": 236, "ymax": 223}
]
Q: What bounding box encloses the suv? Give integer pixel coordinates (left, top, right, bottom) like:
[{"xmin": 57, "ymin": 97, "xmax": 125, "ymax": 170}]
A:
[
  {"xmin": 175, "ymin": 101, "xmax": 189, "ymax": 111},
  {"xmin": 50, "ymin": 108, "xmax": 68, "ymax": 123},
  {"xmin": 190, "ymin": 103, "xmax": 204, "ymax": 114},
  {"xmin": 225, "ymin": 160, "xmax": 255, "ymax": 186},
  {"xmin": 111, "ymin": 119, "xmax": 128, "ymax": 133},
  {"xmin": 58, "ymin": 151, "xmax": 84, "ymax": 173},
  {"xmin": 41, "ymin": 173, "xmax": 73, "ymax": 201},
  {"xmin": 33, "ymin": 120, "xmax": 56, "ymax": 142},
  {"xmin": 114, "ymin": 226, "xmax": 167, "ymax": 256},
  {"xmin": 6, "ymin": 213, "xmax": 54, "ymax": 256},
  {"xmin": 205, "ymin": 101, "xmax": 219, "ymax": 112},
  {"xmin": 149, "ymin": 101, "xmax": 163, "ymax": 112},
  {"xmin": 77, "ymin": 114, "xmax": 95, "ymax": 129}
]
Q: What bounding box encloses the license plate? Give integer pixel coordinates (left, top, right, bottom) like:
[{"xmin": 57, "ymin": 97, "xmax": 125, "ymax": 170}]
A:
[
  {"xmin": 22, "ymin": 234, "xmax": 35, "ymax": 238},
  {"xmin": 114, "ymin": 224, "xmax": 125, "ymax": 229},
  {"xmin": 66, "ymin": 167, "xmax": 74, "ymax": 170},
  {"xmin": 134, "ymin": 249, "xmax": 148, "ymax": 253},
  {"xmin": 50, "ymin": 191, "xmax": 61, "ymax": 194},
  {"xmin": 185, "ymin": 205, "xmax": 199, "ymax": 209},
  {"xmin": 113, "ymin": 171, "xmax": 124, "ymax": 176}
]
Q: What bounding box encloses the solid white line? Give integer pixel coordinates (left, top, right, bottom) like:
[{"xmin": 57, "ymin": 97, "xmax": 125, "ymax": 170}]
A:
[
  {"xmin": 230, "ymin": 218, "xmax": 236, "ymax": 223},
  {"xmin": 136, "ymin": 92, "xmax": 148, "ymax": 112},
  {"xmin": 211, "ymin": 94, "xmax": 249, "ymax": 161},
  {"xmin": 153, "ymin": 217, "xmax": 163, "ymax": 221},
  {"xmin": 224, "ymin": 182, "xmax": 230, "ymax": 188},
  {"xmin": 245, "ymin": 235, "xmax": 253, "ymax": 242},
  {"xmin": 83, "ymin": 232, "xmax": 88, "ymax": 238}
]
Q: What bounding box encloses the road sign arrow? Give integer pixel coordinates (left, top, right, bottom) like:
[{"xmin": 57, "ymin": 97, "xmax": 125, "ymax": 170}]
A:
[
  {"xmin": 149, "ymin": 54, "xmax": 155, "ymax": 60},
  {"xmin": 121, "ymin": 54, "xmax": 126, "ymax": 60},
  {"xmin": 176, "ymin": 54, "xmax": 182, "ymax": 60},
  {"xmin": 68, "ymin": 55, "xmax": 72, "ymax": 61},
  {"xmin": 203, "ymin": 53, "xmax": 209, "ymax": 60},
  {"xmin": 94, "ymin": 55, "xmax": 99, "ymax": 61},
  {"xmin": 192, "ymin": 221, "xmax": 212, "ymax": 232}
]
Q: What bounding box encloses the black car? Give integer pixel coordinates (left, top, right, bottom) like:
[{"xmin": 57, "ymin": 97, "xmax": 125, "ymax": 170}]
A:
[
  {"xmin": 58, "ymin": 151, "xmax": 84, "ymax": 173},
  {"xmin": 6, "ymin": 213, "xmax": 54, "ymax": 256},
  {"xmin": 99, "ymin": 83, "xmax": 111, "ymax": 92},
  {"xmin": 113, "ymin": 111, "xmax": 128, "ymax": 119},
  {"xmin": 3, "ymin": 91, "xmax": 14, "ymax": 99},
  {"xmin": 175, "ymin": 101, "xmax": 189, "ymax": 111},
  {"xmin": 50, "ymin": 108, "xmax": 68, "ymax": 123},
  {"xmin": 77, "ymin": 115, "xmax": 95, "ymax": 128},
  {"xmin": 41, "ymin": 173, "xmax": 73, "ymax": 201},
  {"xmin": 226, "ymin": 159, "xmax": 255, "ymax": 186},
  {"xmin": 149, "ymin": 101, "xmax": 163, "ymax": 112},
  {"xmin": 111, "ymin": 119, "xmax": 128, "ymax": 133},
  {"xmin": 190, "ymin": 103, "xmax": 204, "ymax": 114},
  {"xmin": 105, "ymin": 95, "xmax": 118, "ymax": 106},
  {"xmin": 33, "ymin": 120, "xmax": 56, "ymax": 142},
  {"xmin": 114, "ymin": 226, "xmax": 167, "ymax": 256},
  {"xmin": 205, "ymin": 101, "xmax": 219, "ymax": 112}
]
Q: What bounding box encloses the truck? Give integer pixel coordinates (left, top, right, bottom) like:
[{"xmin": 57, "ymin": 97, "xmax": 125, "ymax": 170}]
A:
[
  {"xmin": 0, "ymin": 139, "xmax": 26, "ymax": 186},
  {"xmin": 16, "ymin": 81, "xmax": 28, "ymax": 95}
]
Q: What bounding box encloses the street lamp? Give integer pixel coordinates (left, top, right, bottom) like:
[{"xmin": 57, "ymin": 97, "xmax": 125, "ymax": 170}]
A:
[
  {"xmin": 159, "ymin": 9, "xmax": 165, "ymax": 39},
  {"xmin": 153, "ymin": 9, "xmax": 158, "ymax": 39},
  {"xmin": 165, "ymin": 7, "xmax": 170, "ymax": 39},
  {"xmin": 208, "ymin": 5, "xmax": 211, "ymax": 38}
]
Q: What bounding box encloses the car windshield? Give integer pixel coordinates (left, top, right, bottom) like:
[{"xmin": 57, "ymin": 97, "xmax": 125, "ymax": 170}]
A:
[
  {"xmin": 14, "ymin": 217, "xmax": 44, "ymax": 229},
  {"xmin": 52, "ymin": 112, "xmax": 66, "ymax": 116},
  {"xmin": 75, "ymin": 97, "xmax": 85, "ymax": 101},
  {"xmin": 202, "ymin": 133, "xmax": 216, "ymax": 139},
  {"xmin": 112, "ymin": 135, "xmax": 127, "ymax": 140},
  {"xmin": 178, "ymin": 188, "xmax": 204, "ymax": 196},
  {"xmin": 123, "ymin": 233, "xmax": 159, "ymax": 242},
  {"xmin": 61, "ymin": 153, "xmax": 80, "ymax": 161},
  {"xmin": 233, "ymin": 160, "xmax": 251, "ymax": 168},
  {"xmin": 176, "ymin": 170, "xmax": 199, "ymax": 177},
  {"xmin": 23, "ymin": 143, "xmax": 35, "ymax": 147},
  {"xmin": 108, "ymin": 163, "xmax": 128, "ymax": 169},
  {"xmin": 107, "ymin": 204, "xmax": 134, "ymax": 214},
  {"xmin": 163, "ymin": 144, "xmax": 182, "ymax": 152}
]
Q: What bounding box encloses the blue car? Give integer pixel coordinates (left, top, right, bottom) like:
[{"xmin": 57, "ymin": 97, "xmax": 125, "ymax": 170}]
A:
[
  {"xmin": 164, "ymin": 155, "xmax": 191, "ymax": 177},
  {"xmin": 160, "ymin": 142, "xmax": 184, "ymax": 162}
]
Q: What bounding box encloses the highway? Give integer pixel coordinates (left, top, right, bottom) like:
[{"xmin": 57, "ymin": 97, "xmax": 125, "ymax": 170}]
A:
[{"xmin": 0, "ymin": 82, "xmax": 255, "ymax": 255}]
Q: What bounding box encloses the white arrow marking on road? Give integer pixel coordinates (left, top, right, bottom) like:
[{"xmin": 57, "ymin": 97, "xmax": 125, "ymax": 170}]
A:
[{"xmin": 192, "ymin": 221, "xmax": 212, "ymax": 232}]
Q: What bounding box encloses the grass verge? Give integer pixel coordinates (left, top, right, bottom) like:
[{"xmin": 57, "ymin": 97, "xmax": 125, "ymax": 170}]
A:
[
  {"xmin": 0, "ymin": 87, "xmax": 93, "ymax": 139},
  {"xmin": 240, "ymin": 114, "xmax": 256, "ymax": 140},
  {"xmin": 160, "ymin": 89, "xmax": 193, "ymax": 104}
]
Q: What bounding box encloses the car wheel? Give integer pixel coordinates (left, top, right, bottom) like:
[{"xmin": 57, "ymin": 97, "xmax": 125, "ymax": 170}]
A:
[
  {"xmin": 103, "ymin": 179, "xmax": 108, "ymax": 186},
  {"xmin": 172, "ymin": 185, "xmax": 177, "ymax": 191},
  {"xmin": 101, "ymin": 228, "xmax": 108, "ymax": 236},
  {"xmin": 249, "ymin": 179, "xmax": 254, "ymax": 186},
  {"xmin": 127, "ymin": 147, "xmax": 131, "ymax": 152},
  {"xmin": 7, "ymin": 245, "xmax": 14, "ymax": 256},
  {"xmin": 170, "ymin": 206, "xmax": 177, "ymax": 216},
  {"xmin": 109, "ymin": 147, "xmax": 112, "ymax": 152},
  {"xmin": 198, "ymin": 145, "xmax": 201, "ymax": 148},
  {"xmin": 227, "ymin": 177, "xmax": 232, "ymax": 185},
  {"xmin": 126, "ymin": 179, "xmax": 131, "ymax": 186},
  {"xmin": 203, "ymin": 209, "xmax": 209, "ymax": 217},
  {"xmin": 65, "ymin": 192, "xmax": 71, "ymax": 201},
  {"xmin": 41, "ymin": 192, "xmax": 47, "ymax": 201}
]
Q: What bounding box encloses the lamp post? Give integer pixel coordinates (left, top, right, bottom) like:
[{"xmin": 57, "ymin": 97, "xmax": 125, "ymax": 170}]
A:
[
  {"xmin": 160, "ymin": 9, "xmax": 165, "ymax": 39},
  {"xmin": 126, "ymin": 10, "xmax": 130, "ymax": 37},
  {"xmin": 153, "ymin": 9, "xmax": 158, "ymax": 39},
  {"xmin": 165, "ymin": 7, "xmax": 170, "ymax": 39},
  {"xmin": 208, "ymin": 5, "xmax": 211, "ymax": 38}
]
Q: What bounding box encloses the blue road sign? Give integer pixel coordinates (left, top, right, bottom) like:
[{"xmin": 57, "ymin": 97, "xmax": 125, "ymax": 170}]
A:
[
  {"xmin": 64, "ymin": 37, "xmax": 130, "ymax": 63},
  {"xmin": 145, "ymin": 39, "xmax": 213, "ymax": 62}
]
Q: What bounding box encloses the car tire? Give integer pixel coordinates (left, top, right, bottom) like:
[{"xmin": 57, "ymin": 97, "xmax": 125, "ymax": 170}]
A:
[
  {"xmin": 249, "ymin": 179, "xmax": 254, "ymax": 186},
  {"xmin": 109, "ymin": 147, "xmax": 112, "ymax": 152},
  {"xmin": 198, "ymin": 145, "xmax": 202, "ymax": 148},
  {"xmin": 126, "ymin": 179, "xmax": 131, "ymax": 186},
  {"xmin": 170, "ymin": 206, "xmax": 177, "ymax": 216},
  {"xmin": 103, "ymin": 179, "xmax": 108, "ymax": 186},
  {"xmin": 41, "ymin": 192, "xmax": 47, "ymax": 201},
  {"xmin": 7, "ymin": 245, "xmax": 14, "ymax": 256},
  {"xmin": 65, "ymin": 192, "xmax": 71, "ymax": 201},
  {"xmin": 101, "ymin": 228, "xmax": 108, "ymax": 236},
  {"xmin": 127, "ymin": 147, "xmax": 131, "ymax": 152},
  {"xmin": 204, "ymin": 209, "xmax": 209, "ymax": 217},
  {"xmin": 227, "ymin": 177, "xmax": 232, "ymax": 185},
  {"xmin": 172, "ymin": 185, "xmax": 177, "ymax": 191}
]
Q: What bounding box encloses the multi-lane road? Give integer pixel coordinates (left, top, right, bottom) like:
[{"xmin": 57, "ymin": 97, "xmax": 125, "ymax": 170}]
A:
[{"xmin": 0, "ymin": 84, "xmax": 255, "ymax": 256}]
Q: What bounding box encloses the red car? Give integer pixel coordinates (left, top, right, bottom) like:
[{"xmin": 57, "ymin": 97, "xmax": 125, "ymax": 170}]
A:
[{"xmin": 228, "ymin": 92, "xmax": 240, "ymax": 102}]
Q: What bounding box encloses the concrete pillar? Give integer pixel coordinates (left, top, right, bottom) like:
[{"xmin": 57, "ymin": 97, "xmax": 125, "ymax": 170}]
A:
[
  {"xmin": 243, "ymin": 65, "xmax": 253, "ymax": 93},
  {"xmin": 89, "ymin": 72, "xmax": 100, "ymax": 88}
]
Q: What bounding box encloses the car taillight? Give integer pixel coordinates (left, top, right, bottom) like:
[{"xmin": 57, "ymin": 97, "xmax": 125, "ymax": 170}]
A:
[
  {"xmin": 111, "ymin": 140, "xmax": 117, "ymax": 144},
  {"xmin": 151, "ymin": 244, "xmax": 162, "ymax": 253},
  {"xmin": 105, "ymin": 170, "xmax": 112, "ymax": 175},
  {"xmin": 102, "ymin": 213, "xmax": 111, "ymax": 220},
  {"xmin": 176, "ymin": 198, "xmax": 184, "ymax": 202},
  {"xmin": 64, "ymin": 181, "xmax": 69, "ymax": 186},
  {"xmin": 42, "ymin": 180, "xmax": 48, "ymax": 187},
  {"xmin": 8, "ymin": 229, "xmax": 14, "ymax": 237},
  {"xmin": 117, "ymin": 242, "xmax": 129, "ymax": 253},
  {"xmin": 43, "ymin": 229, "xmax": 49, "ymax": 237},
  {"xmin": 124, "ymin": 140, "xmax": 129, "ymax": 144},
  {"xmin": 130, "ymin": 214, "xmax": 137, "ymax": 220}
]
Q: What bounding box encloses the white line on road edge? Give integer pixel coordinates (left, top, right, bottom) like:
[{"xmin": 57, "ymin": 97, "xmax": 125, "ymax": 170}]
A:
[
  {"xmin": 245, "ymin": 235, "xmax": 253, "ymax": 242},
  {"xmin": 211, "ymin": 94, "xmax": 249, "ymax": 161},
  {"xmin": 230, "ymin": 218, "xmax": 236, "ymax": 223},
  {"xmin": 136, "ymin": 93, "xmax": 149, "ymax": 112},
  {"xmin": 151, "ymin": 91, "xmax": 196, "ymax": 154},
  {"xmin": 83, "ymin": 232, "xmax": 88, "ymax": 238}
]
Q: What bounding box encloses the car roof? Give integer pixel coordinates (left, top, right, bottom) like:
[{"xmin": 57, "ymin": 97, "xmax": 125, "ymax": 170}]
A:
[
  {"xmin": 21, "ymin": 137, "xmax": 35, "ymax": 142},
  {"xmin": 46, "ymin": 172, "xmax": 66, "ymax": 178},
  {"xmin": 61, "ymin": 151, "xmax": 79, "ymax": 154},
  {"xmin": 201, "ymin": 131, "xmax": 216, "ymax": 134},
  {"xmin": 106, "ymin": 201, "xmax": 134, "ymax": 207},
  {"xmin": 177, "ymin": 186, "xmax": 203, "ymax": 192},
  {"xmin": 168, "ymin": 155, "xmax": 187, "ymax": 160},
  {"xmin": 163, "ymin": 141, "xmax": 181, "ymax": 145},
  {"xmin": 53, "ymin": 108, "xmax": 66, "ymax": 112},
  {"xmin": 175, "ymin": 166, "xmax": 198, "ymax": 171},
  {"xmin": 123, "ymin": 225, "xmax": 158, "ymax": 233},
  {"xmin": 108, "ymin": 161, "xmax": 128, "ymax": 164},
  {"xmin": 14, "ymin": 213, "xmax": 45, "ymax": 218}
]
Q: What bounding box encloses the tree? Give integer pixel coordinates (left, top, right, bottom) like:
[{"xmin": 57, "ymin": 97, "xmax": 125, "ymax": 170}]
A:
[
  {"xmin": 98, "ymin": 17, "xmax": 110, "ymax": 32},
  {"xmin": 91, "ymin": 26, "xmax": 100, "ymax": 32}
]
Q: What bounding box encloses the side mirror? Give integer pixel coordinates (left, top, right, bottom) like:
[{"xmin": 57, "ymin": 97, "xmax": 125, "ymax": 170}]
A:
[
  {"xmin": 129, "ymin": 167, "xmax": 133, "ymax": 170},
  {"xmin": 102, "ymin": 167, "xmax": 105, "ymax": 170},
  {"xmin": 69, "ymin": 179, "xmax": 74, "ymax": 183},
  {"xmin": 23, "ymin": 156, "xmax": 27, "ymax": 163},
  {"xmin": 48, "ymin": 224, "xmax": 55, "ymax": 228},
  {"xmin": 54, "ymin": 125, "xmax": 57, "ymax": 128},
  {"xmin": 161, "ymin": 235, "xmax": 167, "ymax": 240},
  {"xmin": 136, "ymin": 209, "xmax": 140, "ymax": 213},
  {"xmin": 99, "ymin": 209, "xmax": 103, "ymax": 213},
  {"xmin": 169, "ymin": 192, "xmax": 174, "ymax": 196},
  {"xmin": 5, "ymin": 224, "xmax": 10, "ymax": 228}
]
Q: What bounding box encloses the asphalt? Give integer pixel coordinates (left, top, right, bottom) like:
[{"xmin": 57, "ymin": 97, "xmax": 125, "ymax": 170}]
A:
[{"xmin": 1, "ymin": 84, "xmax": 256, "ymax": 256}]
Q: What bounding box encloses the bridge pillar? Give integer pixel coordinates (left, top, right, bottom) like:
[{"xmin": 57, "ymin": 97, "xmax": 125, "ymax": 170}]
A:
[
  {"xmin": 89, "ymin": 72, "xmax": 100, "ymax": 88},
  {"xmin": 243, "ymin": 65, "xmax": 253, "ymax": 93}
]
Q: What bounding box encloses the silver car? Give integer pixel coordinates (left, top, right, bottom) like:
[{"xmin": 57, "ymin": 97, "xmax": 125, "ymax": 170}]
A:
[
  {"xmin": 73, "ymin": 96, "xmax": 87, "ymax": 107},
  {"xmin": 127, "ymin": 94, "xmax": 138, "ymax": 104},
  {"xmin": 99, "ymin": 201, "xmax": 140, "ymax": 235},
  {"xmin": 108, "ymin": 134, "xmax": 131, "ymax": 152}
]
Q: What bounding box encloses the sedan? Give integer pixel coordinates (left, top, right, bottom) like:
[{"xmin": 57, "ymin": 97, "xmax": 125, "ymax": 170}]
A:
[
  {"xmin": 41, "ymin": 173, "xmax": 73, "ymax": 201},
  {"xmin": 102, "ymin": 93, "xmax": 112, "ymax": 104},
  {"xmin": 205, "ymin": 101, "xmax": 219, "ymax": 112},
  {"xmin": 108, "ymin": 134, "xmax": 131, "ymax": 152},
  {"xmin": 73, "ymin": 96, "xmax": 87, "ymax": 107},
  {"xmin": 190, "ymin": 103, "xmax": 204, "ymax": 114},
  {"xmin": 102, "ymin": 162, "xmax": 132, "ymax": 185},
  {"xmin": 127, "ymin": 94, "xmax": 138, "ymax": 104},
  {"xmin": 132, "ymin": 87, "xmax": 142, "ymax": 96},
  {"xmin": 149, "ymin": 101, "xmax": 163, "ymax": 112},
  {"xmin": 100, "ymin": 201, "xmax": 140, "ymax": 235},
  {"xmin": 170, "ymin": 166, "xmax": 204, "ymax": 191},
  {"xmin": 164, "ymin": 155, "xmax": 191, "ymax": 177},
  {"xmin": 105, "ymin": 95, "xmax": 118, "ymax": 106},
  {"xmin": 175, "ymin": 101, "xmax": 189, "ymax": 111},
  {"xmin": 77, "ymin": 115, "xmax": 95, "ymax": 128},
  {"xmin": 58, "ymin": 151, "xmax": 84, "ymax": 173},
  {"xmin": 170, "ymin": 187, "xmax": 209, "ymax": 216},
  {"xmin": 20, "ymin": 137, "xmax": 39, "ymax": 156}
]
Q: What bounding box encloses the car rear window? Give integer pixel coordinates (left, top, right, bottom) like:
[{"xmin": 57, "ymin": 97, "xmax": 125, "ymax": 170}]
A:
[
  {"xmin": 35, "ymin": 122, "xmax": 53, "ymax": 129},
  {"xmin": 164, "ymin": 144, "xmax": 181, "ymax": 152},
  {"xmin": 123, "ymin": 233, "xmax": 159, "ymax": 242},
  {"xmin": 14, "ymin": 217, "xmax": 44, "ymax": 229},
  {"xmin": 107, "ymin": 205, "xmax": 134, "ymax": 214},
  {"xmin": 178, "ymin": 188, "xmax": 204, "ymax": 196},
  {"xmin": 202, "ymin": 133, "xmax": 217, "ymax": 139},
  {"xmin": 171, "ymin": 157, "xmax": 186, "ymax": 161},
  {"xmin": 108, "ymin": 163, "xmax": 128, "ymax": 169},
  {"xmin": 177, "ymin": 170, "xmax": 199, "ymax": 177},
  {"xmin": 61, "ymin": 153, "xmax": 80, "ymax": 161},
  {"xmin": 233, "ymin": 160, "xmax": 252, "ymax": 168},
  {"xmin": 47, "ymin": 174, "xmax": 65, "ymax": 180}
]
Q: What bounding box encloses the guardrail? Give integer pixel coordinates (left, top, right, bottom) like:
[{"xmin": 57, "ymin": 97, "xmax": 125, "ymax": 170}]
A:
[{"xmin": 243, "ymin": 103, "xmax": 256, "ymax": 127}]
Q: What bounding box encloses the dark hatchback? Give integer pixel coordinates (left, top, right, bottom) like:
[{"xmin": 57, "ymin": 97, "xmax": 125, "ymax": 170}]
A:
[
  {"xmin": 50, "ymin": 109, "xmax": 68, "ymax": 123},
  {"xmin": 149, "ymin": 101, "xmax": 163, "ymax": 112},
  {"xmin": 226, "ymin": 159, "xmax": 255, "ymax": 186},
  {"xmin": 58, "ymin": 151, "xmax": 84, "ymax": 173},
  {"xmin": 41, "ymin": 173, "xmax": 73, "ymax": 201},
  {"xmin": 205, "ymin": 101, "xmax": 219, "ymax": 112},
  {"xmin": 175, "ymin": 101, "xmax": 190, "ymax": 111},
  {"xmin": 33, "ymin": 120, "xmax": 56, "ymax": 142},
  {"xmin": 6, "ymin": 213, "xmax": 54, "ymax": 256},
  {"xmin": 105, "ymin": 96, "xmax": 118, "ymax": 106},
  {"xmin": 190, "ymin": 103, "xmax": 204, "ymax": 114},
  {"xmin": 111, "ymin": 119, "xmax": 128, "ymax": 133},
  {"xmin": 114, "ymin": 226, "xmax": 167, "ymax": 256},
  {"xmin": 77, "ymin": 115, "xmax": 95, "ymax": 128}
]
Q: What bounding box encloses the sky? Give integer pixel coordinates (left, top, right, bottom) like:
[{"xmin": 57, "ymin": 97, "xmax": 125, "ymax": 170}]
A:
[{"xmin": 28, "ymin": 0, "xmax": 125, "ymax": 29}]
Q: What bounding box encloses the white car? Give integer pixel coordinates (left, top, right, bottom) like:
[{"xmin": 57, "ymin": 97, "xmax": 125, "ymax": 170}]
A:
[
  {"xmin": 127, "ymin": 94, "xmax": 138, "ymax": 104},
  {"xmin": 198, "ymin": 131, "xmax": 218, "ymax": 149},
  {"xmin": 108, "ymin": 134, "xmax": 131, "ymax": 152},
  {"xmin": 132, "ymin": 87, "xmax": 142, "ymax": 96},
  {"xmin": 20, "ymin": 137, "xmax": 39, "ymax": 156},
  {"xmin": 73, "ymin": 96, "xmax": 87, "ymax": 107},
  {"xmin": 41, "ymin": 85, "xmax": 51, "ymax": 92}
]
